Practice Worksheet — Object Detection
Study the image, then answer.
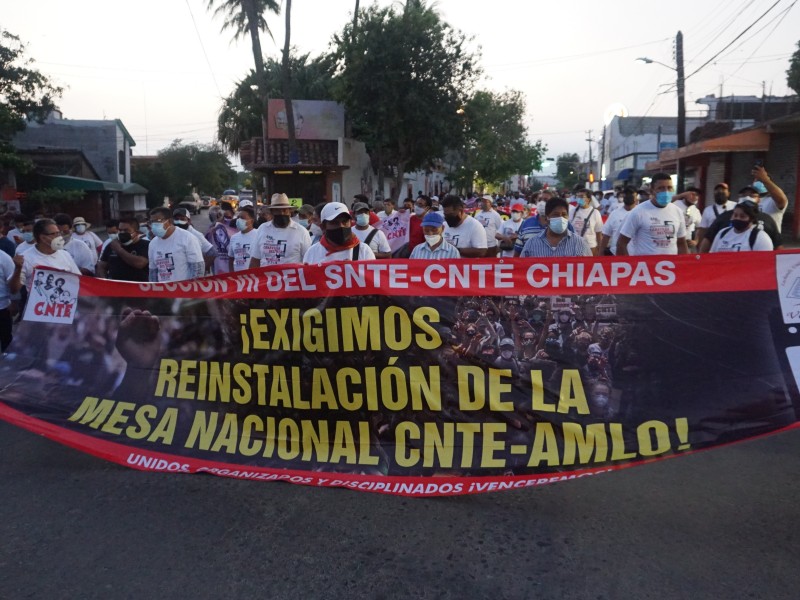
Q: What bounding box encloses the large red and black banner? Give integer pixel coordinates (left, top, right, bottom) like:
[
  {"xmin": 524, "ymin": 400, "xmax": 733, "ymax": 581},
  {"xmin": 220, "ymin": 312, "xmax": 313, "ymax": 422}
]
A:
[{"xmin": 2, "ymin": 252, "xmax": 800, "ymax": 496}]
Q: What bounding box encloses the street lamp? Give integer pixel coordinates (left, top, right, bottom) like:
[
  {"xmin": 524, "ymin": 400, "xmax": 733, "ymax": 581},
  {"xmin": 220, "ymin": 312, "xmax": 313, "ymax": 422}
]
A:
[{"xmin": 636, "ymin": 30, "xmax": 686, "ymax": 192}]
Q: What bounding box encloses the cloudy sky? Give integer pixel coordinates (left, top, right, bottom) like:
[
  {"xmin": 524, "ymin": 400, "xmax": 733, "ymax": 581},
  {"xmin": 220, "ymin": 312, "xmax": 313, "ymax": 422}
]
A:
[{"xmin": 4, "ymin": 0, "xmax": 799, "ymax": 173}]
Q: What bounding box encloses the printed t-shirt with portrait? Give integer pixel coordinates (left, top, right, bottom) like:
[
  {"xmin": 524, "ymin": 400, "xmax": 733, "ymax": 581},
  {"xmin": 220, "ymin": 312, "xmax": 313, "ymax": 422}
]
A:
[
  {"xmin": 443, "ymin": 215, "xmax": 488, "ymax": 250},
  {"xmin": 19, "ymin": 247, "xmax": 81, "ymax": 291},
  {"xmin": 474, "ymin": 209, "xmax": 504, "ymax": 248},
  {"xmin": 228, "ymin": 229, "xmax": 259, "ymax": 271},
  {"xmin": 148, "ymin": 226, "xmax": 204, "ymax": 282},
  {"xmin": 618, "ymin": 201, "xmax": 687, "ymax": 255},
  {"xmin": 568, "ymin": 205, "xmax": 604, "ymax": 249},
  {"xmin": 250, "ymin": 220, "xmax": 311, "ymax": 266}
]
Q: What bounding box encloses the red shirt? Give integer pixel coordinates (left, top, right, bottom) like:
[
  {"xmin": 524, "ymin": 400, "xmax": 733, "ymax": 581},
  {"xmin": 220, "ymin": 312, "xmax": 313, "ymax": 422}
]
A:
[{"xmin": 408, "ymin": 213, "xmax": 425, "ymax": 251}]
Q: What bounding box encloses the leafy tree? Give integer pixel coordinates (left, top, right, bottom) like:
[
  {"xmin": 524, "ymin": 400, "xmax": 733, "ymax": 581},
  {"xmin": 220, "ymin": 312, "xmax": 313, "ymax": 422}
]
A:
[
  {"xmin": 0, "ymin": 31, "xmax": 63, "ymax": 172},
  {"xmin": 457, "ymin": 90, "xmax": 546, "ymax": 190},
  {"xmin": 207, "ymin": 0, "xmax": 282, "ymax": 150},
  {"xmin": 132, "ymin": 141, "xmax": 236, "ymax": 207},
  {"xmin": 556, "ymin": 153, "xmax": 581, "ymax": 190},
  {"xmin": 217, "ymin": 53, "xmax": 334, "ymax": 154},
  {"xmin": 787, "ymin": 40, "xmax": 800, "ymax": 96},
  {"xmin": 331, "ymin": 0, "xmax": 479, "ymax": 200},
  {"xmin": 26, "ymin": 187, "xmax": 83, "ymax": 215}
]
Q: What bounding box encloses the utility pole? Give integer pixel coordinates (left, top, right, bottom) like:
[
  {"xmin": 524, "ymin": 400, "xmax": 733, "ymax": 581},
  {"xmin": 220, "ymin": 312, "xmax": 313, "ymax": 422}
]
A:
[
  {"xmin": 676, "ymin": 30, "xmax": 686, "ymax": 193},
  {"xmin": 585, "ymin": 129, "xmax": 594, "ymax": 188}
]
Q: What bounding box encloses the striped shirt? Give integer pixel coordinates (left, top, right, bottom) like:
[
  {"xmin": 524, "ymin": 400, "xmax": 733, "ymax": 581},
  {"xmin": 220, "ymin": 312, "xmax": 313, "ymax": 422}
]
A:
[
  {"xmin": 520, "ymin": 230, "xmax": 591, "ymax": 257},
  {"xmin": 409, "ymin": 240, "xmax": 462, "ymax": 260}
]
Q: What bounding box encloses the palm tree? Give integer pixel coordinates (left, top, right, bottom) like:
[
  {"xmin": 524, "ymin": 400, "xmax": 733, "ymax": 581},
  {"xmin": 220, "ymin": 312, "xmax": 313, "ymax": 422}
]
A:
[
  {"xmin": 207, "ymin": 0, "xmax": 280, "ymax": 159},
  {"xmin": 282, "ymin": 0, "xmax": 297, "ymax": 160}
]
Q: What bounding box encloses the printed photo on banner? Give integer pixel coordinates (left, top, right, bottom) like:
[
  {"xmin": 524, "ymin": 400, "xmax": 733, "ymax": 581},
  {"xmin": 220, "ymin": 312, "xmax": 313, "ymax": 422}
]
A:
[{"xmin": 22, "ymin": 268, "xmax": 80, "ymax": 324}]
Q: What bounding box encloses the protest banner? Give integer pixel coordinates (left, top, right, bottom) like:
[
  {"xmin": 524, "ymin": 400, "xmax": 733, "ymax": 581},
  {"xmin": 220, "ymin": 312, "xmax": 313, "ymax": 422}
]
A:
[{"xmin": 1, "ymin": 252, "xmax": 799, "ymax": 496}]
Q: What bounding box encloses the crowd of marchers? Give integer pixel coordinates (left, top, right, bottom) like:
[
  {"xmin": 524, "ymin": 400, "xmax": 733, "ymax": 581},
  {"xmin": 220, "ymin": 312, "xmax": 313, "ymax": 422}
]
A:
[{"xmin": 0, "ymin": 164, "xmax": 789, "ymax": 353}]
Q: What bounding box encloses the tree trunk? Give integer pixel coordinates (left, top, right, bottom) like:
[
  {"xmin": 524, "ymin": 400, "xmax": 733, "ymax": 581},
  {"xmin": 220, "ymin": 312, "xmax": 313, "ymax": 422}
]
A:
[
  {"xmin": 376, "ymin": 149, "xmax": 384, "ymax": 202},
  {"xmin": 243, "ymin": 0, "xmax": 268, "ymax": 179},
  {"xmin": 282, "ymin": 0, "xmax": 297, "ymax": 162},
  {"xmin": 352, "ymin": 0, "xmax": 360, "ymax": 38}
]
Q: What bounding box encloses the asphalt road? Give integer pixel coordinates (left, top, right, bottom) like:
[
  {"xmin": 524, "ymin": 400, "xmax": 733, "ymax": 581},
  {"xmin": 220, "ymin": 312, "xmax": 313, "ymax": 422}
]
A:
[{"xmin": 1, "ymin": 420, "xmax": 799, "ymax": 600}]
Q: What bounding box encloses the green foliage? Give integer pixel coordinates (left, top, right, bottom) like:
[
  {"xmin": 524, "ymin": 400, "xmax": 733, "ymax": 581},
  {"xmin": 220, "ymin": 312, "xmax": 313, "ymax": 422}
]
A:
[
  {"xmin": 217, "ymin": 52, "xmax": 335, "ymax": 153},
  {"xmin": 457, "ymin": 90, "xmax": 546, "ymax": 189},
  {"xmin": 556, "ymin": 153, "xmax": 581, "ymax": 190},
  {"xmin": 26, "ymin": 187, "xmax": 84, "ymax": 214},
  {"xmin": 787, "ymin": 40, "xmax": 800, "ymax": 96},
  {"xmin": 206, "ymin": 0, "xmax": 280, "ymax": 43},
  {"xmin": 0, "ymin": 31, "xmax": 62, "ymax": 170},
  {"xmin": 331, "ymin": 1, "xmax": 479, "ymax": 198},
  {"xmin": 132, "ymin": 141, "xmax": 236, "ymax": 207}
]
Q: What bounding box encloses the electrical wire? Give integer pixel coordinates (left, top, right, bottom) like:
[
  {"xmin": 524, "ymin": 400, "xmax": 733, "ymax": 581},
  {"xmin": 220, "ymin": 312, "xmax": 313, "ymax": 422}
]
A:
[{"xmin": 184, "ymin": 0, "xmax": 224, "ymax": 99}]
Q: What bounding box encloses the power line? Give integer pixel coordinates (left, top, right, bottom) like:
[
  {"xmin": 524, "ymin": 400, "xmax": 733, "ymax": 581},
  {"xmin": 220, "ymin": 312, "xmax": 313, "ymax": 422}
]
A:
[
  {"xmin": 687, "ymin": 0, "xmax": 757, "ymax": 65},
  {"xmin": 685, "ymin": 0, "xmax": 783, "ymax": 80},
  {"xmin": 184, "ymin": 0, "xmax": 224, "ymax": 99}
]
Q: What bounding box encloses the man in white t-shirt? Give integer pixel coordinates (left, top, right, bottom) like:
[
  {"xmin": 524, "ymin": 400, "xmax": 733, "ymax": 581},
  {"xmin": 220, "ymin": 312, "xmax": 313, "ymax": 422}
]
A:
[
  {"xmin": 249, "ymin": 193, "xmax": 311, "ymax": 267},
  {"xmin": 441, "ymin": 195, "xmax": 487, "ymax": 258},
  {"xmin": 71, "ymin": 216, "xmax": 104, "ymax": 257},
  {"xmin": 498, "ymin": 203, "xmax": 525, "ymax": 258},
  {"xmin": 568, "ymin": 188, "xmax": 604, "ymax": 255},
  {"xmin": 10, "ymin": 219, "xmax": 81, "ymax": 294},
  {"xmin": 617, "ymin": 173, "xmax": 688, "ymax": 256},
  {"xmin": 672, "ymin": 187, "xmax": 702, "ymax": 251},
  {"xmin": 752, "ymin": 165, "xmax": 789, "ymax": 233},
  {"xmin": 352, "ymin": 202, "xmax": 391, "ymax": 258},
  {"xmin": 54, "ymin": 213, "xmax": 97, "ymax": 275},
  {"xmin": 147, "ymin": 207, "xmax": 205, "ymax": 282},
  {"xmin": 228, "ymin": 206, "xmax": 259, "ymax": 271},
  {"xmin": 696, "ymin": 182, "xmax": 736, "ymax": 248},
  {"xmin": 474, "ymin": 195, "xmax": 504, "ymax": 257},
  {"xmin": 376, "ymin": 198, "xmax": 396, "ymax": 220},
  {"xmin": 303, "ymin": 202, "xmax": 376, "ymax": 264},
  {"xmin": 598, "ymin": 187, "xmax": 638, "ymax": 256}
]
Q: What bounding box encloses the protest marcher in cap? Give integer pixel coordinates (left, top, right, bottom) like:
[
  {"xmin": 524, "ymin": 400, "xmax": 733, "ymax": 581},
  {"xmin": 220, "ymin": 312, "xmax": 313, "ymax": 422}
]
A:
[
  {"xmin": 409, "ymin": 212, "xmax": 461, "ymax": 260},
  {"xmin": 303, "ymin": 202, "xmax": 375, "ymax": 264}
]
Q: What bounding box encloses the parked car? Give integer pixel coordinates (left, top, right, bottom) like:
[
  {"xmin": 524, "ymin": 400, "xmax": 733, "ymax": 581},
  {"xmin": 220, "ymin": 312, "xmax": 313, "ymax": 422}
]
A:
[
  {"xmin": 175, "ymin": 193, "xmax": 201, "ymax": 215},
  {"xmin": 200, "ymin": 195, "xmax": 213, "ymax": 208}
]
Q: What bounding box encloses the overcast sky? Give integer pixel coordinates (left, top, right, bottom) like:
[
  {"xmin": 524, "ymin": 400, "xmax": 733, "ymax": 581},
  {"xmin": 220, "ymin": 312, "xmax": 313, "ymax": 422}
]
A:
[{"xmin": 5, "ymin": 0, "xmax": 799, "ymax": 174}]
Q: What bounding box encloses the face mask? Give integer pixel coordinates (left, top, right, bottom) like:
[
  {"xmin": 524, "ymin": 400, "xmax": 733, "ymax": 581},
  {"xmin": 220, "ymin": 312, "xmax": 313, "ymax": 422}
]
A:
[
  {"xmin": 654, "ymin": 191, "xmax": 674, "ymax": 207},
  {"xmin": 548, "ymin": 216, "xmax": 568, "ymax": 234},
  {"xmin": 298, "ymin": 219, "xmax": 309, "ymax": 229},
  {"xmin": 75, "ymin": 225, "xmax": 87, "ymax": 234},
  {"xmin": 578, "ymin": 197, "xmax": 590, "ymax": 208},
  {"xmin": 310, "ymin": 223, "xmax": 323, "ymax": 237},
  {"xmin": 139, "ymin": 226, "xmax": 150, "ymax": 236},
  {"xmin": 234, "ymin": 218, "xmax": 249, "ymax": 232},
  {"xmin": 355, "ymin": 214, "xmax": 370, "ymax": 227},
  {"xmin": 107, "ymin": 233, "xmax": 118, "ymax": 241},
  {"xmin": 425, "ymin": 234, "xmax": 441, "ymax": 247},
  {"xmin": 537, "ymin": 202, "xmax": 546, "ymax": 215},
  {"xmin": 51, "ymin": 236, "xmax": 66, "ymax": 251},
  {"xmin": 730, "ymin": 219, "xmax": 749, "ymax": 232},
  {"xmin": 118, "ymin": 232, "xmax": 133, "ymax": 245},
  {"xmin": 500, "ymin": 350, "xmax": 514, "ymax": 360},
  {"xmin": 511, "ymin": 212, "xmax": 522, "ymax": 222},
  {"xmin": 325, "ymin": 226, "xmax": 352, "ymax": 246},
  {"xmin": 414, "ymin": 206, "xmax": 426, "ymax": 217},
  {"xmin": 150, "ymin": 222, "xmax": 168, "ymax": 238},
  {"xmin": 22, "ymin": 232, "xmax": 34, "ymax": 243},
  {"xmin": 444, "ymin": 214, "xmax": 461, "ymax": 228},
  {"xmin": 714, "ymin": 192, "xmax": 727, "ymax": 204},
  {"xmin": 174, "ymin": 220, "xmax": 188, "ymax": 229},
  {"xmin": 272, "ymin": 214, "xmax": 290, "ymax": 228}
]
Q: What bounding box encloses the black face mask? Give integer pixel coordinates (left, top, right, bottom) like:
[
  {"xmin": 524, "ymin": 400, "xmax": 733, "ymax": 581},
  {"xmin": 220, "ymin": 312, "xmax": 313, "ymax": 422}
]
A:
[
  {"xmin": 272, "ymin": 214, "xmax": 291, "ymax": 228},
  {"xmin": 118, "ymin": 232, "xmax": 133, "ymax": 245},
  {"xmin": 325, "ymin": 226, "xmax": 352, "ymax": 246},
  {"xmin": 730, "ymin": 219, "xmax": 749, "ymax": 232},
  {"xmin": 444, "ymin": 214, "xmax": 462, "ymax": 228}
]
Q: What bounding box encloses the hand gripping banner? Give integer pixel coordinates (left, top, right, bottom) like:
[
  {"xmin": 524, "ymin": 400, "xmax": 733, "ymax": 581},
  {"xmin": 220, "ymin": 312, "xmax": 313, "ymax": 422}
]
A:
[{"xmin": 1, "ymin": 252, "xmax": 800, "ymax": 496}]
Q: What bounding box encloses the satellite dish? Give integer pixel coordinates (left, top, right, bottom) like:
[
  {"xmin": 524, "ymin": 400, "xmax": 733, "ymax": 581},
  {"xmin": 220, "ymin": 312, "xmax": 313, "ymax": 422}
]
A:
[{"xmin": 604, "ymin": 103, "xmax": 629, "ymax": 126}]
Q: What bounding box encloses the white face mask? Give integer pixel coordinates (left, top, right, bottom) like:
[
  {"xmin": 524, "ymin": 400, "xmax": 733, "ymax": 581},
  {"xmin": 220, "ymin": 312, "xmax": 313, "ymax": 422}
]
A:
[
  {"xmin": 537, "ymin": 201, "xmax": 546, "ymax": 215},
  {"xmin": 425, "ymin": 234, "xmax": 441, "ymax": 247},
  {"xmin": 511, "ymin": 212, "xmax": 522, "ymax": 222},
  {"xmin": 355, "ymin": 214, "xmax": 370, "ymax": 227},
  {"xmin": 51, "ymin": 236, "xmax": 66, "ymax": 251},
  {"xmin": 414, "ymin": 206, "xmax": 426, "ymax": 217},
  {"xmin": 310, "ymin": 223, "xmax": 323, "ymax": 237},
  {"xmin": 75, "ymin": 224, "xmax": 87, "ymax": 234}
]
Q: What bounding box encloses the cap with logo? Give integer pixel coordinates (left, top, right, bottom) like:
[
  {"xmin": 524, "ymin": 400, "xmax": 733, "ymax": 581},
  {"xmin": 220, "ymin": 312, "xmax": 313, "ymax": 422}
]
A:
[{"xmin": 320, "ymin": 202, "xmax": 351, "ymax": 222}]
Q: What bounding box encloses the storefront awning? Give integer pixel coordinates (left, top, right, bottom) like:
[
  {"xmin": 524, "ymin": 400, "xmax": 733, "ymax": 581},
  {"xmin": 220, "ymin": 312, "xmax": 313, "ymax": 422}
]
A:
[
  {"xmin": 42, "ymin": 175, "xmax": 147, "ymax": 194},
  {"xmin": 646, "ymin": 128, "xmax": 770, "ymax": 171}
]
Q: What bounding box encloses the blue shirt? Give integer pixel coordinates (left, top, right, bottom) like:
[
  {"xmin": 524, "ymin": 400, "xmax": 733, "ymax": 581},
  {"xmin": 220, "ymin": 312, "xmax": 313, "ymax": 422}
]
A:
[
  {"xmin": 520, "ymin": 229, "xmax": 591, "ymax": 257},
  {"xmin": 513, "ymin": 216, "xmax": 574, "ymax": 254},
  {"xmin": 409, "ymin": 240, "xmax": 461, "ymax": 260}
]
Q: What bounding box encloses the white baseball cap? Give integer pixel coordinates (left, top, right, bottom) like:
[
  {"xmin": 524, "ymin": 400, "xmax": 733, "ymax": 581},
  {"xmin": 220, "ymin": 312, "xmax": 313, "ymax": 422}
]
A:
[
  {"xmin": 320, "ymin": 202, "xmax": 351, "ymax": 222},
  {"xmin": 238, "ymin": 199, "xmax": 254, "ymax": 208}
]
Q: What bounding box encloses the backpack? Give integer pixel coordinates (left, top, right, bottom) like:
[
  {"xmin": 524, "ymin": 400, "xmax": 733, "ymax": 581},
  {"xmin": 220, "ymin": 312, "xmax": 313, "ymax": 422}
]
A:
[{"xmin": 718, "ymin": 225, "xmax": 759, "ymax": 250}]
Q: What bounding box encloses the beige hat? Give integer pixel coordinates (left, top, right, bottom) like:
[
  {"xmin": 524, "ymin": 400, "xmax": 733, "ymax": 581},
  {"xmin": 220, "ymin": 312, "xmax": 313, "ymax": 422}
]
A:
[
  {"xmin": 72, "ymin": 216, "xmax": 90, "ymax": 227},
  {"xmin": 268, "ymin": 193, "xmax": 291, "ymax": 210}
]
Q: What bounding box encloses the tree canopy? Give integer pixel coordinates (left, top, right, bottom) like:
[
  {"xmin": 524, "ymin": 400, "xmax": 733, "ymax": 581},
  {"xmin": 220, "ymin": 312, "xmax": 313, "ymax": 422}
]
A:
[
  {"xmin": 0, "ymin": 31, "xmax": 62, "ymax": 171},
  {"xmin": 217, "ymin": 52, "xmax": 334, "ymax": 154},
  {"xmin": 132, "ymin": 140, "xmax": 236, "ymax": 207},
  {"xmin": 556, "ymin": 153, "xmax": 581, "ymax": 190},
  {"xmin": 331, "ymin": 1, "xmax": 479, "ymax": 199},
  {"xmin": 456, "ymin": 90, "xmax": 546, "ymax": 190},
  {"xmin": 787, "ymin": 40, "xmax": 800, "ymax": 96}
]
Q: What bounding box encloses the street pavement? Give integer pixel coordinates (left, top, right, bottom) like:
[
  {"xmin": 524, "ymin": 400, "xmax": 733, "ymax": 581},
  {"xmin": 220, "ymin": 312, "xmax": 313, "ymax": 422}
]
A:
[
  {"xmin": 3, "ymin": 222, "xmax": 800, "ymax": 598},
  {"xmin": 1, "ymin": 420, "xmax": 799, "ymax": 600}
]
